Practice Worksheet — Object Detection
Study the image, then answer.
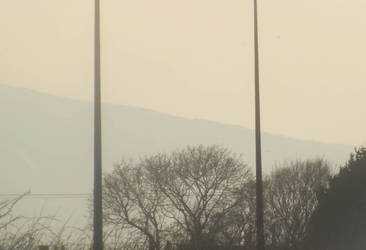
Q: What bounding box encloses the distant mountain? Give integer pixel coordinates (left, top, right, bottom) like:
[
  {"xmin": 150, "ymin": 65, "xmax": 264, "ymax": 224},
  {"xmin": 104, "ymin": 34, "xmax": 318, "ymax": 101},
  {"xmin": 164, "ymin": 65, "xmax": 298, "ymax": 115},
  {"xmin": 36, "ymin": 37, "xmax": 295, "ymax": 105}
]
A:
[
  {"xmin": 0, "ymin": 84, "xmax": 354, "ymax": 229},
  {"xmin": 1, "ymin": 84, "xmax": 352, "ymax": 195}
]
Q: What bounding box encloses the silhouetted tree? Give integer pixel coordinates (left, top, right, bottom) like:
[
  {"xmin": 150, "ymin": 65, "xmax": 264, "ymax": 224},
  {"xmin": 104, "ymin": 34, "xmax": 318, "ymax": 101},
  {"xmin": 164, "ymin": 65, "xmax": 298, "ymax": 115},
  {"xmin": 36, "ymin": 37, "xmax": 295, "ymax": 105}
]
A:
[
  {"xmin": 102, "ymin": 145, "xmax": 336, "ymax": 250},
  {"xmin": 217, "ymin": 179, "xmax": 256, "ymax": 249},
  {"xmin": 102, "ymin": 145, "xmax": 253, "ymax": 250},
  {"xmin": 146, "ymin": 145, "xmax": 251, "ymax": 250},
  {"xmin": 265, "ymin": 159, "xmax": 331, "ymax": 250},
  {"xmin": 306, "ymin": 147, "xmax": 366, "ymax": 250},
  {"xmin": 103, "ymin": 161, "xmax": 166, "ymax": 250}
]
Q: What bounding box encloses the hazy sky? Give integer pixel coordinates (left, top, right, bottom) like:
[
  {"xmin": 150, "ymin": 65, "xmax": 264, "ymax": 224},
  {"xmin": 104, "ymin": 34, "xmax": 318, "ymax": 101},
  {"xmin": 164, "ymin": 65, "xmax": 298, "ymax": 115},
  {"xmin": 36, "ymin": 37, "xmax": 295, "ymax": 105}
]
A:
[{"xmin": 1, "ymin": 0, "xmax": 365, "ymax": 146}]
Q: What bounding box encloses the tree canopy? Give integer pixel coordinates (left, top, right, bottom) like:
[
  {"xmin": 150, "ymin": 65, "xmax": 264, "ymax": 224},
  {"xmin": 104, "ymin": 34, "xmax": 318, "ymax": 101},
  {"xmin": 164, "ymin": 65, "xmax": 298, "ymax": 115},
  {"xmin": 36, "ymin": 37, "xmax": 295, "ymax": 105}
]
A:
[
  {"xmin": 102, "ymin": 145, "xmax": 333, "ymax": 250},
  {"xmin": 306, "ymin": 147, "xmax": 366, "ymax": 250},
  {"xmin": 102, "ymin": 145, "xmax": 252, "ymax": 250},
  {"xmin": 265, "ymin": 159, "xmax": 330, "ymax": 250}
]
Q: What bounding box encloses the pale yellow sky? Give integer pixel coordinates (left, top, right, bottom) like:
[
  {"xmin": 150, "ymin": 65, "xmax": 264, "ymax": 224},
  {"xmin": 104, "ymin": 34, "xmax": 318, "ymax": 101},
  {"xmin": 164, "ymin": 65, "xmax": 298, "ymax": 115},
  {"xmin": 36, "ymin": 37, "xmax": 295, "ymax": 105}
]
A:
[{"xmin": 1, "ymin": 0, "xmax": 365, "ymax": 146}]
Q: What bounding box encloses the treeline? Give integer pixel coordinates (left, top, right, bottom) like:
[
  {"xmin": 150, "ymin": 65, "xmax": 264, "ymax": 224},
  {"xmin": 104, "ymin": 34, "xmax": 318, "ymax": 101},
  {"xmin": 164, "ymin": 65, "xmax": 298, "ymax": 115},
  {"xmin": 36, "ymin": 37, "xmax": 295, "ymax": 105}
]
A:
[
  {"xmin": 1, "ymin": 145, "xmax": 366, "ymax": 250},
  {"xmin": 101, "ymin": 145, "xmax": 329, "ymax": 250}
]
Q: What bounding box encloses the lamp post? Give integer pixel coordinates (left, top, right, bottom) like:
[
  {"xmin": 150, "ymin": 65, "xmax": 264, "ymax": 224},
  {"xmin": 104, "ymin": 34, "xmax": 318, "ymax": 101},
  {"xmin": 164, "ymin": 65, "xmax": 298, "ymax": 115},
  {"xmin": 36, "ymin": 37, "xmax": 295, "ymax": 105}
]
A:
[
  {"xmin": 253, "ymin": 0, "xmax": 265, "ymax": 249},
  {"xmin": 93, "ymin": 0, "xmax": 103, "ymax": 249}
]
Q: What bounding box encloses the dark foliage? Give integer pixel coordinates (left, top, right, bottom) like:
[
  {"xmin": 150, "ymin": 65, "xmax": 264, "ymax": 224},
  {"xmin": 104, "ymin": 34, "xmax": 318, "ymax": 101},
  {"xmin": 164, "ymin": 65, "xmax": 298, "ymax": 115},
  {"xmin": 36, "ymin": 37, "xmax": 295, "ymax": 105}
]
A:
[{"xmin": 306, "ymin": 147, "xmax": 366, "ymax": 250}]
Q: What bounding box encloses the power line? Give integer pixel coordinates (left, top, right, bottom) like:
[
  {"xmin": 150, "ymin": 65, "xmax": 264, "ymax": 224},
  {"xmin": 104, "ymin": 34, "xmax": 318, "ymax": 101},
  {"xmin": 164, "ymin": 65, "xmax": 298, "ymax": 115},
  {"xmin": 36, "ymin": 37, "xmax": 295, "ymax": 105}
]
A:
[{"xmin": 0, "ymin": 193, "xmax": 91, "ymax": 199}]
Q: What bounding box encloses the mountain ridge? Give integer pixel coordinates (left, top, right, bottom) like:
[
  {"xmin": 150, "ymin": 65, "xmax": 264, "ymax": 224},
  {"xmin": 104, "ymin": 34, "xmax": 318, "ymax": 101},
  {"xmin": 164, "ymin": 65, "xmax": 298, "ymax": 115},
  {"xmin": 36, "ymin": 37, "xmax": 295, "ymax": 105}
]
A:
[
  {"xmin": 1, "ymin": 84, "xmax": 351, "ymax": 146},
  {"xmin": 0, "ymin": 83, "xmax": 353, "ymax": 228},
  {"xmin": 1, "ymin": 84, "xmax": 353, "ymax": 195}
]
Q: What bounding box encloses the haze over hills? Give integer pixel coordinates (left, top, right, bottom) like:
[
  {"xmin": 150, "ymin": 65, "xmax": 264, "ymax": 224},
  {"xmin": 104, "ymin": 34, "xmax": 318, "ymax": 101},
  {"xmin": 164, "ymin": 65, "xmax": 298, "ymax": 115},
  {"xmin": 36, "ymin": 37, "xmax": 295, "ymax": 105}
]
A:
[
  {"xmin": 1, "ymin": 83, "xmax": 353, "ymax": 195},
  {"xmin": 0, "ymin": 84, "xmax": 354, "ymax": 227}
]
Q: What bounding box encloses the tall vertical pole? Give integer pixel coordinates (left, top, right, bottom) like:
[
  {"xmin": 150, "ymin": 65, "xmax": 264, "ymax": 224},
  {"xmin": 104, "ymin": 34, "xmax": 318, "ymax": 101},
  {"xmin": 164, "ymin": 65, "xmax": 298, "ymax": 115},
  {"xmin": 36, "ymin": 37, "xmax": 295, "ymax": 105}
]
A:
[
  {"xmin": 253, "ymin": 0, "xmax": 265, "ymax": 249},
  {"xmin": 93, "ymin": 0, "xmax": 103, "ymax": 249}
]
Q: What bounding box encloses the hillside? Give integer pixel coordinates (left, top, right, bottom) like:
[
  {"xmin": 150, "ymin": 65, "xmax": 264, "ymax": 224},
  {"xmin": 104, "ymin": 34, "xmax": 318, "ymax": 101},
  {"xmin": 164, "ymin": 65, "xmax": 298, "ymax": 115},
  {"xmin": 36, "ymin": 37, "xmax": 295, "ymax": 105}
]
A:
[{"xmin": 1, "ymin": 84, "xmax": 352, "ymax": 194}]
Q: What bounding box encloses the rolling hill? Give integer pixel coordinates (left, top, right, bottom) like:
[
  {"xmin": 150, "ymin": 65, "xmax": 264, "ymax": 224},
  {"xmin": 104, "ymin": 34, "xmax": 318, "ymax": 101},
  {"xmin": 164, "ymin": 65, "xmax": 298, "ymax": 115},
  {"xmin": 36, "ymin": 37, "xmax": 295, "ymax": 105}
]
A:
[
  {"xmin": 0, "ymin": 84, "xmax": 353, "ymax": 227},
  {"xmin": 0, "ymin": 84, "xmax": 353, "ymax": 194}
]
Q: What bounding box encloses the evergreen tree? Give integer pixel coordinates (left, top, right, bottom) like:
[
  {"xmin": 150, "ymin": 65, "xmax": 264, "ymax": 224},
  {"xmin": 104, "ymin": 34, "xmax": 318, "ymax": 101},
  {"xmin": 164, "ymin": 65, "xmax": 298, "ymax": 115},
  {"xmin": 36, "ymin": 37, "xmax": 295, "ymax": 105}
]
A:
[{"xmin": 306, "ymin": 147, "xmax": 366, "ymax": 250}]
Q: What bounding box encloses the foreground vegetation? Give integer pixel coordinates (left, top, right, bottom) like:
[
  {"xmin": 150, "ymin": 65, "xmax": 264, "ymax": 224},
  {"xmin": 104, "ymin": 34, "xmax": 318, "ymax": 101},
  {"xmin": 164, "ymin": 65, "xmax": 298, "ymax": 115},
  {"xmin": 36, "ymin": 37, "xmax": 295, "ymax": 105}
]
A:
[{"xmin": 1, "ymin": 145, "xmax": 365, "ymax": 250}]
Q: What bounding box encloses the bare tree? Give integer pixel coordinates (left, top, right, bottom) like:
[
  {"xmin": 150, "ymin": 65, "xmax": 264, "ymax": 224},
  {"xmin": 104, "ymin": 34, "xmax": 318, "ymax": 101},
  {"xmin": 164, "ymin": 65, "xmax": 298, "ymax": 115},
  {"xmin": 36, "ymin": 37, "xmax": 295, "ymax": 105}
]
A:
[
  {"xmin": 0, "ymin": 192, "xmax": 92, "ymax": 250},
  {"xmin": 145, "ymin": 145, "xmax": 251, "ymax": 250},
  {"xmin": 265, "ymin": 159, "xmax": 331, "ymax": 250},
  {"xmin": 102, "ymin": 145, "xmax": 253, "ymax": 250},
  {"xmin": 0, "ymin": 192, "xmax": 32, "ymax": 228},
  {"xmin": 0, "ymin": 192, "xmax": 39, "ymax": 249},
  {"xmin": 102, "ymin": 146, "xmax": 333, "ymax": 250},
  {"xmin": 218, "ymin": 179, "xmax": 257, "ymax": 249},
  {"xmin": 103, "ymin": 160, "xmax": 167, "ymax": 250}
]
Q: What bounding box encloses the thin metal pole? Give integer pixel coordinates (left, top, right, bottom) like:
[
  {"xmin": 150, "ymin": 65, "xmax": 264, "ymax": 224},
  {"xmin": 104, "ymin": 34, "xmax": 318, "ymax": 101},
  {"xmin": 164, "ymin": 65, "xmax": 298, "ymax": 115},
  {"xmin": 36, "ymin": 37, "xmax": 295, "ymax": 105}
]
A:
[
  {"xmin": 253, "ymin": 0, "xmax": 265, "ymax": 249},
  {"xmin": 93, "ymin": 0, "xmax": 103, "ymax": 249}
]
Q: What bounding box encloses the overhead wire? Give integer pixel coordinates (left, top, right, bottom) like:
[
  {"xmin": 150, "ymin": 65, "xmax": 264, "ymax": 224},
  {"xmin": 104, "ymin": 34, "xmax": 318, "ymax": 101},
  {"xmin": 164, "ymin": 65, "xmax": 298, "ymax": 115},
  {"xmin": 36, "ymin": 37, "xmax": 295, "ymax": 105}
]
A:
[{"xmin": 0, "ymin": 193, "xmax": 91, "ymax": 199}]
